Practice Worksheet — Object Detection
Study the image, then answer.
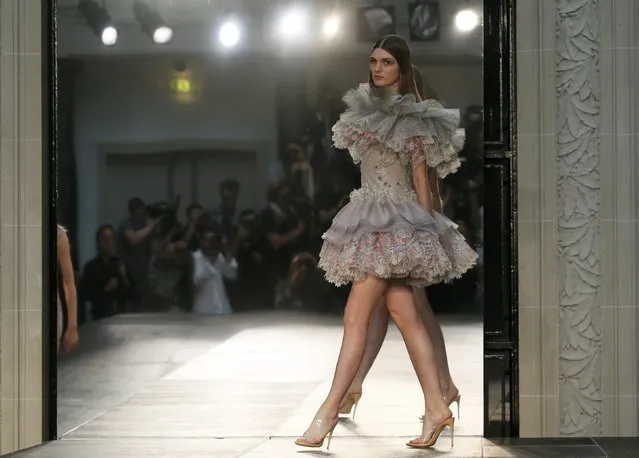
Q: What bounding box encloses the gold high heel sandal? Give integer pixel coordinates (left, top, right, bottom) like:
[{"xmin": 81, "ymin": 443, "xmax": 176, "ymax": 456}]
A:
[
  {"xmin": 295, "ymin": 417, "xmax": 339, "ymax": 450},
  {"xmin": 338, "ymin": 393, "xmax": 362, "ymax": 419},
  {"xmin": 407, "ymin": 416, "xmax": 455, "ymax": 449}
]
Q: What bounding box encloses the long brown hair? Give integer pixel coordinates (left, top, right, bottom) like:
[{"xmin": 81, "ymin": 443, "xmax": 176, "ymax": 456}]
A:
[{"xmin": 369, "ymin": 35, "xmax": 421, "ymax": 101}]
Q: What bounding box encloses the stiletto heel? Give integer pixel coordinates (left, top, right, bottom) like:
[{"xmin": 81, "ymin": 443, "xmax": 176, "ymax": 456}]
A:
[
  {"xmin": 450, "ymin": 416, "xmax": 455, "ymax": 448},
  {"xmin": 295, "ymin": 417, "xmax": 339, "ymax": 449},
  {"xmin": 452, "ymin": 393, "xmax": 461, "ymax": 420},
  {"xmin": 338, "ymin": 393, "xmax": 362, "ymax": 419},
  {"xmin": 326, "ymin": 425, "xmax": 336, "ymax": 450},
  {"xmin": 407, "ymin": 416, "xmax": 455, "ymax": 449}
]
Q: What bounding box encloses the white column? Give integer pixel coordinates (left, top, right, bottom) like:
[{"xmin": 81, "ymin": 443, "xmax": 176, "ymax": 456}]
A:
[
  {"xmin": 599, "ymin": 0, "xmax": 639, "ymax": 437},
  {"xmin": 0, "ymin": 0, "xmax": 45, "ymax": 453},
  {"xmin": 516, "ymin": 0, "xmax": 560, "ymax": 437}
]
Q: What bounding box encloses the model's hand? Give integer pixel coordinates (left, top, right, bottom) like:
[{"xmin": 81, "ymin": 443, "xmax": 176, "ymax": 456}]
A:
[{"xmin": 60, "ymin": 327, "xmax": 79, "ymax": 355}]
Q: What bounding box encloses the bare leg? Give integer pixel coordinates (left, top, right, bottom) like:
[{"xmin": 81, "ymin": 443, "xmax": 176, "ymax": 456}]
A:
[
  {"xmin": 343, "ymin": 298, "xmax": 389, "ymax": 396},
  {"xmin": 413, "ymin": 286, "xmax": 459, "ymax": 400},
  {"xmin": 343, "ymin": 288, "xmax": 459, "ymax": 402},
  {"xmin": 297, "ymin": 276, "xmax": 387, "ymax": 445},
  {"xmin": 385, "ymin": 284, "xmax": 452, "ymax": 441}
]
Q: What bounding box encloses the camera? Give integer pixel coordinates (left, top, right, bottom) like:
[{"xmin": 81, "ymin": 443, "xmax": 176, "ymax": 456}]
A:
[
  {"xmin": 239, "ymin": 210, "xmax": 261, "ymax": 234},
  {"xmin": 146, "ymin": 200, "xmax": 180, "ymax": 239}
]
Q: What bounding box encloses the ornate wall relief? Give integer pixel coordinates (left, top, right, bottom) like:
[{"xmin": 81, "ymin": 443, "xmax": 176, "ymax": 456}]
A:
[{"xmin": 556, "ymin": 0, "xmax": 602, "ymax": 436}]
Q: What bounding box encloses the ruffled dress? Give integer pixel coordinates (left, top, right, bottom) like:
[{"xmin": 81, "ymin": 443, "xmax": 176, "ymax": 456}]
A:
[{"xmin": 318, "ymin": 84, "xmax": 478, "ymax": 287}]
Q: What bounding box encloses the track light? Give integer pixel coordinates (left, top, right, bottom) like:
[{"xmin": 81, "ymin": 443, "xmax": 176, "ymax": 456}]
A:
[
  {"xmin": 278, "ymin": 8, "xmax": 308, "ymax": 39},
  {"xmin": 322, "ymin": 14, "xmax": 341, "ymax": 39},
  {"xmin": 455, "ymin": 9, "xmax": 479, "ymax": 32},
  {"xmin": 78, "ymin": 0, "xmax": 117, "ymax": 46},
  {"xmin": 133, "ymin": 0, "xmax": 173, "ymax": 44},
  {"xmin": 219, "ymin": 21, "xmax": 241, "ymax": 48}
]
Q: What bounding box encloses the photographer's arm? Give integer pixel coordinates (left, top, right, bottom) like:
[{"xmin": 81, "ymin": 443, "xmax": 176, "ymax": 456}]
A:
[
  {"xmin": 218, "ymin": 253, "xmax": 238, "ymax": 280},
  {"xmin": 124, "ymin": 218, "xmax": 159, "ymax": 247},
  {"xmin": 266, "ymin": 224, "xmax": 304, "ymax": 250}
]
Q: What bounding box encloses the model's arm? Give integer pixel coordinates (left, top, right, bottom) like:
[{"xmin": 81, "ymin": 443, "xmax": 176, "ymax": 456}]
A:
[
  {"xmin": 58, "ymin": 230, "xmax": 77, "ymax": 330},
  {"xmin": 428, "ymin": 169, "xmax": 442, "ymax": 213},
  {"xmin": 412, "ymin": 162, "xmax": 433, "ymax": 214}
]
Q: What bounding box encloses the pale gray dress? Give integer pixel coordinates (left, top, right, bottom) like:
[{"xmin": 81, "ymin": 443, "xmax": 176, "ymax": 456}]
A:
[{"xmin": 318, "ymin": 84, "xmax": 477, "ymax": 287}]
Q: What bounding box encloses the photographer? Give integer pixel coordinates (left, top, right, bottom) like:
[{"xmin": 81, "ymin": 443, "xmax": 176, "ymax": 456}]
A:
[
  {"xmin": 146, "ymin": 201, "xmax": 193, "ymax": 311},
  {"xmin": 191, "ymin": 219, "xmax": 238, "ymax": 316},
  {"xmin": 260, "ymin": 179, "xmax": 306, "ymax": 306},
  {"xmin": 232, "ymin": 209, "xmax": 271, "ymax": 311},
  {"xmin": 314, "ymin": 172, "xmax": 352, "ymax": 252}
]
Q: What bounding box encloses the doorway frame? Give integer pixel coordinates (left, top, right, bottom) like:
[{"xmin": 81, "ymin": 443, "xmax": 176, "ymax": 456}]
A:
[
  {"xmin": 41, "ymin": 0, "xmax": 518, "ymax": 442},
  {"xmin": 482, "ymin": 0, "xmax": 519, "ymax": 438}
]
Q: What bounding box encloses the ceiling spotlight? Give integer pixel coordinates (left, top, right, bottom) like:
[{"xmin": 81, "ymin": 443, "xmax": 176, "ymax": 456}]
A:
[
  {"xmin": 219, "ymin": 21, "xmax": 241, "ymax": 48},
  {"xmin": 455, "ymin": 9, "xmax": 479, "ymax": 33},
  {"xmin": 279, "ymin": 9, "xmax": 307, "ymax": 38},
  {"xmin": 78, "ymin": 0, "xmax": 117, "ymax": 46},
  {"xmin": 101, "ymin": 26, "xmax": 118, "ymax": 46},
  {"xmin": 322, "ymin": 15, "xmax": 340, "ymax": 39},
  {"xmin": 133, "ymin": 0, "xmax": 173, "ymax": 44}
]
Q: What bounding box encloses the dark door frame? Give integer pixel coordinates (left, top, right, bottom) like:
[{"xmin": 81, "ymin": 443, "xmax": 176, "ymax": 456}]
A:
[
  {"xmin": 41, "ymin": 0, "xmax": 518, "ymax": 442},
  {"xmin": 482, "ymin": 0, "xmax": 519, "ymax": 438},
  {"xmin": 42, "ymin": 0, "xmax": 59, "ymax": 443}
]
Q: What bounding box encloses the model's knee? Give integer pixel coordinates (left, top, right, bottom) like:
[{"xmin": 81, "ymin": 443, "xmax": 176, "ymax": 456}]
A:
[
  {"xmin": 387, "ymin": 301, "xmax": 419, "ymax": 327},
  {"xmin": 343, "ymin": 306, "xmax": 362, "ymax": 330}
]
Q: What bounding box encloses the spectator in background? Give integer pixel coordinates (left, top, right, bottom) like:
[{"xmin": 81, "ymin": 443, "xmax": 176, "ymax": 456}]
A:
[
  {"xmin": 116, "ymin": 197, "xmax": 159, "ymax": 310},
  {"xmin": 212, "ymin": 179, "xmax": 241, "ymax": 238},
  {"xmin": 233, "ymin": 209, "xmax": 271, "ymax": 311},
  {"xmin": 261, "ymin": 179, "xmax": 306, "ymax": 306},
  {"xmin": 81, "ymin": 224, "xmax": 133, "ymax": 320},
  {"xmin": 191, "ymin": 220, "xmax": 238, "ymax": 315},
  {"xmin": 182, "ymin": 203, "xmax": 204, "ymax": 252}
]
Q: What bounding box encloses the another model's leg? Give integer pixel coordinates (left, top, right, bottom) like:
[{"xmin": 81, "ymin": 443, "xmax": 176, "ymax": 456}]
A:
[
  {"xmin": 413, "ymin": 287, "xmax": 459, "ymax": 402},
  {"xmin": 385, "ymin": 284, "xmax": 452, "ymax": 444},
  {"xmin": 296, "ymin": 276, "xmax": 387, "ymax": 446},
  {"xmin": 342, "ymin": 298, "xmax": 389, "ymax": 398}
]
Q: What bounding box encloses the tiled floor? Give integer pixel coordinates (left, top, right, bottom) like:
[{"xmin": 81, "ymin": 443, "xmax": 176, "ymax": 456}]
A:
[{"xmin": 15, "ymin": 312, "xmax": 639, "ymax": 457}]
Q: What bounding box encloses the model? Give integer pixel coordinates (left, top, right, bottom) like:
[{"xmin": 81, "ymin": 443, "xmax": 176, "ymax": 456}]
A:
[
  {"xmin": 338, "ymin": 65, "xmax": 463, "ymax": 423},
  {"xmin": 295, "ymin": 35, "xmax": 477, "ymax": 450}
]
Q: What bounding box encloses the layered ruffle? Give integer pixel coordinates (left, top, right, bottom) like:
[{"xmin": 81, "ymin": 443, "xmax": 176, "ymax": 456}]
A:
[
  {"xmin": 332, "ymin": 84, "xmax": 465, "ymax": 178},
  {"xmin": 318, "ymin": 198, "xmax": 478, "ymax": 287}
]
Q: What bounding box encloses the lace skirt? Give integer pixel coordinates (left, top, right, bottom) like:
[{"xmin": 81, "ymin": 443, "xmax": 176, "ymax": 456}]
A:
[{"xmin": 318, "ymin": 198, "xmax": 477, "ymax": 287}]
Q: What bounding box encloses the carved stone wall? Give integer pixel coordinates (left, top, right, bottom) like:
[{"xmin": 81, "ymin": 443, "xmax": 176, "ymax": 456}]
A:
[
  {"xmin": 517, "ymin": 0, "xmax": 639, "ymax": 437},
  {"xmin": 555, "ymin": 0, "xmax": 602, "ymax": 437}
]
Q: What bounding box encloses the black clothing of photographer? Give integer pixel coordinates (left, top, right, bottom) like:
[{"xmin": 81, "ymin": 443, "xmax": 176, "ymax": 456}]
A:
[{"xmin": 260, "ymin": 179, "xmax": 306, "ymax": 284}]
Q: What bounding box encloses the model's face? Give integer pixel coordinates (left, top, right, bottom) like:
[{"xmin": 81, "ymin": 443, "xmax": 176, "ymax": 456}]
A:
[{"xmin": 370, "ymin": 48, "xmax": 400, "ymax": 89}]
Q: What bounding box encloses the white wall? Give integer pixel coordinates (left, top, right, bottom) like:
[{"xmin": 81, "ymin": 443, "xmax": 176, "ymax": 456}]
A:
[{"xmin": 74, "ymin": 56, "xmax": 278, "ymax": 265}]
